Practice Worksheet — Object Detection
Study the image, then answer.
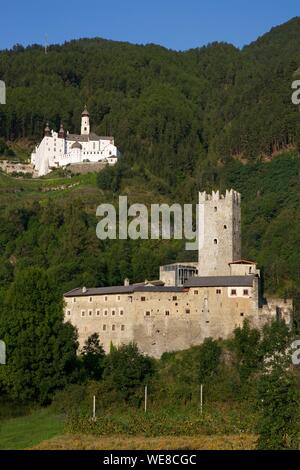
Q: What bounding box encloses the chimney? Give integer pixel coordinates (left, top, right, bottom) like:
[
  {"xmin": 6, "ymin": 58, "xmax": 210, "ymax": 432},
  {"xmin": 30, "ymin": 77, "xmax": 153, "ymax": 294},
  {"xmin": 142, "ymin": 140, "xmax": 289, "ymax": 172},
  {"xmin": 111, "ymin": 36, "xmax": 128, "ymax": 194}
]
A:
[
  {"xmin": 82, "ymin": 286, "xmax": 87, "ymax": 293},
  {"xmin": 124, "ymin": 278, "xmax": 129, "ymax": 286}
]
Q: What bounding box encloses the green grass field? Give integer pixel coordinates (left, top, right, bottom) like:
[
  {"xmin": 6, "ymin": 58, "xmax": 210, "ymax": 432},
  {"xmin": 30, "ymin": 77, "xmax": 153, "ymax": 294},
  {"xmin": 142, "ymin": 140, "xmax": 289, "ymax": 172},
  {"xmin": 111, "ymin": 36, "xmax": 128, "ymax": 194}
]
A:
[
  {"xmin": 0, "ymin": 408, "xmax": 64, "ymax": 450},
  {"xmin": 0, "ymin": 407, "xmax": 258, "ymax": 450}
]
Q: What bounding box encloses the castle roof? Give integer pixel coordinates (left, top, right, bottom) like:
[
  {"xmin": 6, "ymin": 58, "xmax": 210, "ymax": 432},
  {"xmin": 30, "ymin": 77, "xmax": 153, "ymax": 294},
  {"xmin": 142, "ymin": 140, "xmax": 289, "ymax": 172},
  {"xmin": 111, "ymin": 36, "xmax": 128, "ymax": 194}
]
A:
[
  {"xmin": 228, "ymin": 260, "xmax": 256, "ymax": 265},
  {"xmin": 64, "ymin": 275, "xmax": 256, "ymax": 297},
  {"xmin": 184, "ymin": 275, "xmax": 256, "ymax": 288},
  {"xmin": 64, "ymin": 285, "xmax": 183, "ymax": 297}
]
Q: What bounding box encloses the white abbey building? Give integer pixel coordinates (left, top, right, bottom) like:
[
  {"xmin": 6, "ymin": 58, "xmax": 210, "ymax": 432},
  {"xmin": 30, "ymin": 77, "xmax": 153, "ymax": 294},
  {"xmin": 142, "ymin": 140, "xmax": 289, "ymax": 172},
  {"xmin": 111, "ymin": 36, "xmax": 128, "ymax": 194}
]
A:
[{"xmin": 31, "ymin": 106, "xmax": 120, "ymax": 176}]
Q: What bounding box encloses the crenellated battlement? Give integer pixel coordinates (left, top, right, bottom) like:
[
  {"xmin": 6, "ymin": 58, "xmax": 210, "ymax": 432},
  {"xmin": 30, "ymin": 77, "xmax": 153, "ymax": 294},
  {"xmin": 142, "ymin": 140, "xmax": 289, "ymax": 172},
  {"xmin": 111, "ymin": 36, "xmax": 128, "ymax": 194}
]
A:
[{"xmin": 199, "ymin": 189, "xmax": 241, "ymax": 204}]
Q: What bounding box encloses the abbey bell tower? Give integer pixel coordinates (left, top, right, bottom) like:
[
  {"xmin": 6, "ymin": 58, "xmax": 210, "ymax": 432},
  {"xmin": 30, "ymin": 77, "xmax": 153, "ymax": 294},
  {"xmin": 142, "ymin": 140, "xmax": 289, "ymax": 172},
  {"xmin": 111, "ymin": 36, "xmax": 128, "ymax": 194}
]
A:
[{"xmin": 81, "ymin": 105, "xmax": 90, "ymax": 135}]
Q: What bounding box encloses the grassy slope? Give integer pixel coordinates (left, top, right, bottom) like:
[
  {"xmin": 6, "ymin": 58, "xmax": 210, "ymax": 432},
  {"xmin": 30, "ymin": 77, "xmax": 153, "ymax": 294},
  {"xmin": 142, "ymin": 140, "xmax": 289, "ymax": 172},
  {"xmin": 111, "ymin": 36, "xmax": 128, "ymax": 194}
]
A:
[
  {"xmin": 0, "ymin": 408, "xmax": 64, "ymax": 450},
  {"xmin": 0, "ymin": 168, "xmax": 170, "ymax": 208}
]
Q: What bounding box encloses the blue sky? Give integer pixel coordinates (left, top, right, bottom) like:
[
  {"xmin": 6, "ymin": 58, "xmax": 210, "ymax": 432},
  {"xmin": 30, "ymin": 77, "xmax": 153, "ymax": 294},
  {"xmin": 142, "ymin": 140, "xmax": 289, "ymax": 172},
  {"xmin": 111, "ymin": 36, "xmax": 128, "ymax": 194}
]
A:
[{"xmin": 0, "ymin": 0, "xmax": 299, "ymax": 51}]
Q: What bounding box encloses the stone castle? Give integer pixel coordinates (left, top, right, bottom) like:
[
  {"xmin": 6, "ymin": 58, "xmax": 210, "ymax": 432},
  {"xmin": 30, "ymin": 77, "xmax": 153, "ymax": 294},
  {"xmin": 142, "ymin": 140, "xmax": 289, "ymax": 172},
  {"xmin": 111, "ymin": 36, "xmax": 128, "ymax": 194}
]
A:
[{"xmin": 64, "ymin": 189, "xmax": 293, "ymax": 358}]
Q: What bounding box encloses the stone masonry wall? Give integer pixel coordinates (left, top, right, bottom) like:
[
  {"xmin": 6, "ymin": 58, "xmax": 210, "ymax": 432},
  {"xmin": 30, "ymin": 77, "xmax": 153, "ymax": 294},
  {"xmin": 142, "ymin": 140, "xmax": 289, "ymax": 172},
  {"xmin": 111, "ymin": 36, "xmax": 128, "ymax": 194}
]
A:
[{"xmin": 64, "ymin": 285, "xmax": 268, "ymax": 358}]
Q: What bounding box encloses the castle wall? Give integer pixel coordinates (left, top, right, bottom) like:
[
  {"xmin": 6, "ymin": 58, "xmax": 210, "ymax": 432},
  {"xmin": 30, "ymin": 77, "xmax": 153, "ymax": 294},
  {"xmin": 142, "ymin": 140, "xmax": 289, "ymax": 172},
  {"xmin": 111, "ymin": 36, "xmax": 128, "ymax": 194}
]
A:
[
  {"xmin": 64, "ymin": 284, "xmax": 265, "ymax": 358},
  {"xmin": 230, "ymin": 263, "xmax": 258, "ymax": 276}
]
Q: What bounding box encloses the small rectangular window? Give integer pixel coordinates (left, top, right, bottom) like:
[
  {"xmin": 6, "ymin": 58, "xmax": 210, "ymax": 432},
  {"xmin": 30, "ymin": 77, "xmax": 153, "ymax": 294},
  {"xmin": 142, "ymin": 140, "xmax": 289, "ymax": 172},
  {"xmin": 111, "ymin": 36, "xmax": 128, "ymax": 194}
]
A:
[
  {"xmin": 67, "ymin": 310, "xmax": 71, "ymax": 316},
  {"xmin": 141, "ymin": 296, "xmax": 146, "ymax": 301},
  {"xmin": 111, "ymin": 309, "xmax": 116, "ymax": 316},
  {"xmin": 185, "ymin": 309, "xmax": 190, "ymax": 314},
  {"xmin": 112, "ymin": 324, "xmax": 116, "ymax": 331},
  {"xmin": 172, "ymin": 296, "xmax": 177, "ymax": 301},
  {"xmin": 165, "ymin": 311, "xmax": 170, "ymax": 316},
  {"xmin": 104, "ymin": 296, "xmax": 108, "ymax": 301},
  {"xmin": 96, "ymin": 310, "xmax": 100, "ymax": 316},
  {"xmin": 243, "ymin": 289, "xmax": 249, "ymax": 296},
  {"xmin": 81, "ymin": 311, "xmax": 85, "ymax": 317},
  {"xmin": 145, "ymin": 311, "xmax": 150, "ymax": 316},
  {"xmin": 116, "ymin": 295, "xmax": 121, "ymax": 302},
  {"xmin": 103, "ymin": 324, "xmax": 106, "ymax": 331},
  {"xmin": 88, "ymin": 310, "xmax": 93, "ymax": 317},
  {"xmin": 119, "ymin": 309, "xmax": 124, "ymax": 316},
  {"xmin": 89, "ymin": 297, "xmax": 92, "ymax": 302},
  {"xmin": 121, "ymin": 325, "xmax": 125, "ymax": 331},
  {"xmin": 216, "ymin": 289, "xmax": 221, "ymax": 294},
  {"xmin": 73, "ymin": 298, "xmax": 76, "ymax": 303},
  {"xmin": 103, "ymin": 309, "xmax": 108, "ymax": 316},
  {"xmin": 194, "ymin": 290, "xmax": 198, "ymax": 295},
  {"xmin": 231, "ymin": 289, "xmax": 237, "ymax": 296}
]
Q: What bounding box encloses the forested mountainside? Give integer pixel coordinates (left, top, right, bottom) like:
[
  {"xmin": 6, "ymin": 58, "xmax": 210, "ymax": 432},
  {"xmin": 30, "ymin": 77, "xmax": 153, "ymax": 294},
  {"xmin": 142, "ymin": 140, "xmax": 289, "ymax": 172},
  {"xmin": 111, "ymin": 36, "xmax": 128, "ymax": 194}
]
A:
[
  {"xmin": 0, "ymin": 18, "xmax": 300, "ymax": 316},
  {"xmin": 1, "ymin": 17, "xmax": 300, "ymax": 180}
]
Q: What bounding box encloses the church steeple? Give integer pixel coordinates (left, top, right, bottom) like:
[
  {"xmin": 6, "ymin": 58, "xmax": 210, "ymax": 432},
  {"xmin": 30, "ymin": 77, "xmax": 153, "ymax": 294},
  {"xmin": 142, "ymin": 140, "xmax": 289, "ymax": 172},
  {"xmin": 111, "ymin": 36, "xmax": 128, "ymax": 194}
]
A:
[
  {"xmin": 58, "ymin": 123, "xmax": 65, "ymax": 138},
  {"xmin": 44, "ymin": 122, "xmax": 51, "ymax": 137},
  {"xmin": 81, "ymin": 105, "xmax": 90, "ymax": 135}
]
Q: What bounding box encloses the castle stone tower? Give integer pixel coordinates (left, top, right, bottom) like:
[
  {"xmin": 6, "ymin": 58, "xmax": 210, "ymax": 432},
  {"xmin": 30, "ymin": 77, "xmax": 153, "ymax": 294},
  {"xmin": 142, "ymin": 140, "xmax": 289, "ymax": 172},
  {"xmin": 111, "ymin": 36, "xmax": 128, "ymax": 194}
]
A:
[
  {"xmin": 198, "ymin": 189, "xmax": 241, "ymax": 276},
  {"xmin": 81, "ymin": 105, "xmax": 90, "ymax": 135}
]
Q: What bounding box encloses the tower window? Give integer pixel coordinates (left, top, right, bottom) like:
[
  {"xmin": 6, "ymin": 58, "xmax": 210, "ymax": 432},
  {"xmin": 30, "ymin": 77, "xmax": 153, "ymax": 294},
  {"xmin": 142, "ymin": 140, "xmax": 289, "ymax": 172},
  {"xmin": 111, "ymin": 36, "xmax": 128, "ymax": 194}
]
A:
[
  {"xmin": 224, "ymin": 225, "xmax": 227, "ymax": 229},
  {"xmin": 214, "ymin": 239, "xmax": 218, "ymax": 245},
  {"xmin": 214, "ymin": 207, "xmax": 217, "ymax": 212}
]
